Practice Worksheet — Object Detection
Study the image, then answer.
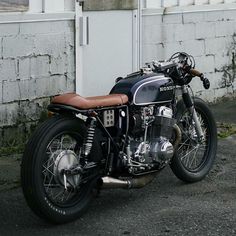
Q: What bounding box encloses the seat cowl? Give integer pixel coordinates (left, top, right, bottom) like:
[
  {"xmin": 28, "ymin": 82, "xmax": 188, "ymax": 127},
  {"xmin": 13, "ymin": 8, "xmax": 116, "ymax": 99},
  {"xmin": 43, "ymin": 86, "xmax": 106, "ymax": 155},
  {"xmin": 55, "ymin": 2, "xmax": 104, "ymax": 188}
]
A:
[{"xmin": 51, "ymin": 93, "xmax": 128, "ymax": 110}]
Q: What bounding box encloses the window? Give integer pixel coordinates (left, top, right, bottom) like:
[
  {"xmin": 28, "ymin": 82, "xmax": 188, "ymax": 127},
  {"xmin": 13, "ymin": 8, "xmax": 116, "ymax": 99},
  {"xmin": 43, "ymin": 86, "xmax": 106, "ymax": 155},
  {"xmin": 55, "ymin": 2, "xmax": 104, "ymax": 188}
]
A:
[{"xmin": 0, "ymin": 0, "xmax": 29, "ymax": 12}]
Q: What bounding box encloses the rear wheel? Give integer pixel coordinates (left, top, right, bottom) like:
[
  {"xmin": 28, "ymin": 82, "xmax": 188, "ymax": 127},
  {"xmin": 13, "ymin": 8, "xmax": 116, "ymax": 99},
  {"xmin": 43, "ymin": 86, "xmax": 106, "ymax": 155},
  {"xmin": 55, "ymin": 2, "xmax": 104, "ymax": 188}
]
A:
[
  {"xmin": 21, "ymin": 115, "xmax": 99, "ymax": 224},
  {"xmin": 170, "ymin": 98, "xmax": 217, "ymax": 183}
]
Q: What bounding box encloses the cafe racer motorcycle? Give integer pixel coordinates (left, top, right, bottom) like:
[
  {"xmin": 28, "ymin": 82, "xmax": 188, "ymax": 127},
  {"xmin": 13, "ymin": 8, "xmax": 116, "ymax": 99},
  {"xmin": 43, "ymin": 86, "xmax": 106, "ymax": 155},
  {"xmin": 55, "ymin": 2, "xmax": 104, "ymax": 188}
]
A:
[{"xmin": 21, "ymin": 52, "xmax": 217, "ymax": 224}]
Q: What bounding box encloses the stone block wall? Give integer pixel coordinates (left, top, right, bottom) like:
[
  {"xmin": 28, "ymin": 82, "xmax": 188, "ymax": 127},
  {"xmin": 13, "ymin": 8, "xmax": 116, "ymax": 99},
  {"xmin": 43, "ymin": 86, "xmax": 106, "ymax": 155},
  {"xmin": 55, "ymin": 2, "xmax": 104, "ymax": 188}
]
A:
[
  {"xmin": 0, "ymin": 19, "xmax": 75, "ymax": 153},
  {"xmin": 1, "ymin": 3, "xmax": 236, "ymax": 154},
  {"xmin": 142, "ymin": 7, "xmax": 236, "ymax": 102}
]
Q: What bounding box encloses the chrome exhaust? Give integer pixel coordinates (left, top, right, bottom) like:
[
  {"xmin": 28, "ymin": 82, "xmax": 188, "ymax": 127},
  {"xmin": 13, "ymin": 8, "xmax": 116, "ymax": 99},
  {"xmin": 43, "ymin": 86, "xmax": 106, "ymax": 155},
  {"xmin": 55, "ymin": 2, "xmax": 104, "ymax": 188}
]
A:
[
  {"xmin": 101, "ymin": 174, "xmax": 156, "ymax": 189},
  {"xmin": 173, "ymin": 124, "xmax": 182, "ymax": 150},
  {"xmin": 101, "ymin": 125, "xmax": 180, "ymax": 190}
]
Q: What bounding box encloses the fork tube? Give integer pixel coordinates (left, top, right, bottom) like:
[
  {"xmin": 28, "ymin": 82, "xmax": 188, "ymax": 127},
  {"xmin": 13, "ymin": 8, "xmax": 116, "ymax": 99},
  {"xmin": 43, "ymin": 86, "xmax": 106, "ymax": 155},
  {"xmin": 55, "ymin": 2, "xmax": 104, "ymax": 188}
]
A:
[
  {"xmin": 191, "ymin": 107, "xmax": 204, "ymax": 141},
  {"xmin": 181, "ymin": 86, "xmax": 204, "ymax": 142}
]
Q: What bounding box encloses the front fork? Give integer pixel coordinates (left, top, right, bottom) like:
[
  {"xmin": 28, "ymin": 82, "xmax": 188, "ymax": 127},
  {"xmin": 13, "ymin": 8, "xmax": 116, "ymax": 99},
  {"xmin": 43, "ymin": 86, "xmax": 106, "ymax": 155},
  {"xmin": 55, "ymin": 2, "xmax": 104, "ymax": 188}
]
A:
[{"xmin": 181, "ymin": 85, "xmax": 204, "ymax": 142}]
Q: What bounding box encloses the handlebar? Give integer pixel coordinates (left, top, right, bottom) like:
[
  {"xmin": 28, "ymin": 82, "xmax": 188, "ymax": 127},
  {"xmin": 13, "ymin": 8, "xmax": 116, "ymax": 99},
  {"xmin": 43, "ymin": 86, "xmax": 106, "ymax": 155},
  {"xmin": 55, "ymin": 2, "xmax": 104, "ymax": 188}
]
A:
[
  {"xmin": 147, "ymin": 53, "xmax": 211, "ymax": 90},
  {"xmin": 189, "ymin": 68, "xmax": 202, "ymax": 78},
  {"xmin": 169, "ymin": 52, "xmax": 211, "ymax": 90}
]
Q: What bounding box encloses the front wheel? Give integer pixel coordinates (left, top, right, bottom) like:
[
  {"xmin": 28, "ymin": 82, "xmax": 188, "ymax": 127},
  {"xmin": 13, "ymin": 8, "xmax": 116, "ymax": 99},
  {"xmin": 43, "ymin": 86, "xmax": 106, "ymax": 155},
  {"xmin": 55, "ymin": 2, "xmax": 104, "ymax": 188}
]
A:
[
  {"xmin": 170, "ymin": 98, "xmax": 217, "ymax": 183},
  {"xmin": 21, "ymin": 115, "xmax": 100, "ymax": 224}
]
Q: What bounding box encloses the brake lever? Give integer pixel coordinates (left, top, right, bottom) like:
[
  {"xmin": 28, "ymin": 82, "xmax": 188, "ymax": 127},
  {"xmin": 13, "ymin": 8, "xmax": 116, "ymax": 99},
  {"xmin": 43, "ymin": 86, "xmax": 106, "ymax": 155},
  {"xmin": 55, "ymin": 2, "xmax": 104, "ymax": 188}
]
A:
[
  {"xmin": 200, "ymin": 75, "xmax": 210, "ymax": 90},
  {"xmin": 201, "ymin": 78, "xmax": 211, "ymax": 89}
]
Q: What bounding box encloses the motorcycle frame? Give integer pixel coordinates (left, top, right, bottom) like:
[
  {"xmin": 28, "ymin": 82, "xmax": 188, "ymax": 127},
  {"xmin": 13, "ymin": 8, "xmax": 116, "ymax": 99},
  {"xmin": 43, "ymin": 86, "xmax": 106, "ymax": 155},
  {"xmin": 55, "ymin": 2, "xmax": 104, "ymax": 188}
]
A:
[
  {"xmin": 48, "ymin": 84, "xmax": 204, "ymax": 176},
  {"xmin": 48, "ymin": 103, "xmax": 130, "ymax": 172}
]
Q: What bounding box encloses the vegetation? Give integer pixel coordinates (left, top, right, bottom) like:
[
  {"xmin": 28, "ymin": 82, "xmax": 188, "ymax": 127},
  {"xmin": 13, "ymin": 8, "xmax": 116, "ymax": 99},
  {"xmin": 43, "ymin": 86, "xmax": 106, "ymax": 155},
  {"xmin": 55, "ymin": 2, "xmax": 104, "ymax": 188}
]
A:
[{"xmin": 217, "ymin": 123, "xmax": 236, "ymax": 139}]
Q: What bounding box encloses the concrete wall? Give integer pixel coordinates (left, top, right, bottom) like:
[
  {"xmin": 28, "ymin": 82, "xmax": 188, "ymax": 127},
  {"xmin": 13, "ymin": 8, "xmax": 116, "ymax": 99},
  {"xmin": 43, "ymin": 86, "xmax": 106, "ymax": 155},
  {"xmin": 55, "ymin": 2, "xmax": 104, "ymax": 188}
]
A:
[
  {"xmin": 1, "ymin": 1, "xmax": 236, "ymax": 154},
  {"xmin": 142, "ymin": 5, "xmax": 236, "ymax": 102},
  {"xmin": 0, "ymin": 17, "xmax": 75, "ymax": 152}
]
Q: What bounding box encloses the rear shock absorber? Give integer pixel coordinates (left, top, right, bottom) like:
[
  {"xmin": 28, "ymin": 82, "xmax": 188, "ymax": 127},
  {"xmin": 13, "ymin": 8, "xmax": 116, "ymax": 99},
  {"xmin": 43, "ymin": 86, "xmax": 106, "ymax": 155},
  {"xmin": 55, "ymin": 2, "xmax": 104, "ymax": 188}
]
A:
[{"xmin": 82, "ymin": 117, "xmax": 97, "ymax": 157}]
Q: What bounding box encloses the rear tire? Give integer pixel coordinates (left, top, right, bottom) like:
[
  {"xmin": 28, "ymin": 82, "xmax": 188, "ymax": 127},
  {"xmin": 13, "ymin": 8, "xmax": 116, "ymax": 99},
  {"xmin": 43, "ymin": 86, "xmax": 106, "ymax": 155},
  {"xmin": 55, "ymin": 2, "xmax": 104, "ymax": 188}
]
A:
[
  {"xmin": 170, "ymin": 98, "xmax": 217, "ymax": 183},
  {"xmin": 21, "ymin": 115, "xmax": 99, "ymax": 224}
]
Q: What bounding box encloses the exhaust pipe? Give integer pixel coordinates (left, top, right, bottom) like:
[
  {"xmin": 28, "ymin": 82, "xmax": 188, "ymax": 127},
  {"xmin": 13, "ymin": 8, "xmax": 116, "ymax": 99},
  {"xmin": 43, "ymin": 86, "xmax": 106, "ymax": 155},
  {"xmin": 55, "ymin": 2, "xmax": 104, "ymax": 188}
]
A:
[
  {"xmin": 101, "ymin": 174, "xmax": 157, "ymax": 189},
  {"xmin": 173, "ymin": 124, "xmax": 182, "ymax": 150},
  {"xmin": 101, "ymin": 125, "xmax": 181, "ymax": 190}
]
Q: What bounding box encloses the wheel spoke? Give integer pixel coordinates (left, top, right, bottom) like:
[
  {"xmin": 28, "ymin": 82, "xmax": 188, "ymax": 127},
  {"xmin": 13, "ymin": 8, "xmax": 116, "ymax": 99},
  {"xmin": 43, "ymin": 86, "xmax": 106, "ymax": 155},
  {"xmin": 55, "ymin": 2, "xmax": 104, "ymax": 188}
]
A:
[
  {"xmin": 41, "ymin": 132, "xmax": 84, "ymax": 205},
  {"xmin": 177, "ymin": 110, "xmax": 208, "ymax": 171},
  {"xmin": 177, "ymin": 138, "xmax": 191, "ymax": 151},
  {"xmin": 42, "ymin": 164, "xmax": 55, "ymax": 176},
  {"xmin": 189, "ymin": 147, "xmax": 199, "ymax": 169},
  {"xmin": 45, "ymin": 171, "xmax": 55, "ymax": 194},
  {"xmin": 44, "ymin": 184, "xmax": 61, "ymax": 188},
  {"xmin": 181, "ymin": 146, "xmax": 197, "ymax": 161}
]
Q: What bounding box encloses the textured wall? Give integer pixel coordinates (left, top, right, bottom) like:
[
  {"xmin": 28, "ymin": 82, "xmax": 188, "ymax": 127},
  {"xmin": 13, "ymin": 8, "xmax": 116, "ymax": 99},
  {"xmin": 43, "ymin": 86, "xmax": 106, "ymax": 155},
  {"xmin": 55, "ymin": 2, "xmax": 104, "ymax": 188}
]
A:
[
  {"xmin": 0, "ymin": 20, "xmax": 75, "ymax": 152},
  {"xmin": 1, "ymin": 5, "xmax": 236, "ymax": 153},
  {"xmin": 142, "ymin": 8, "xmax": 236, "ymax": 102}
]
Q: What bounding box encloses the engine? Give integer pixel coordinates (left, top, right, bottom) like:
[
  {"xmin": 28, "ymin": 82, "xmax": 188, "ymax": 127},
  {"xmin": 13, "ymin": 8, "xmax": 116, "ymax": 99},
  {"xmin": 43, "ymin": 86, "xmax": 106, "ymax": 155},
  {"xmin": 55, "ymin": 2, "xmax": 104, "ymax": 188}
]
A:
[{"xmin": 130, "ymin": 105, "xmax": 176, "ymax": 169}]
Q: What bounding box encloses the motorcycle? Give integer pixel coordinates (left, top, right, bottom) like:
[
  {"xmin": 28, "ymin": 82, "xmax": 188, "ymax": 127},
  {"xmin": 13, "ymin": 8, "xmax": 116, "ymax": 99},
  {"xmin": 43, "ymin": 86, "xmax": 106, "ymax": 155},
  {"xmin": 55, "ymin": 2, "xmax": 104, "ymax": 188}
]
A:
[{"xmin": 21, "ymin": 52, "xmax": 217, "ymax": 224}]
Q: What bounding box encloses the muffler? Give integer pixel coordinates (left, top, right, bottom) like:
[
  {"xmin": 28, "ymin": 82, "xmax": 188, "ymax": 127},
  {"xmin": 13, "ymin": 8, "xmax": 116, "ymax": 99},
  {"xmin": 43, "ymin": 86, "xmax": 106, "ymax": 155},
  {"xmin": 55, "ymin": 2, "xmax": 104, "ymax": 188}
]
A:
[{"xmin": 101, "ymin": 174, "xmax": 157, "ymax": 189}]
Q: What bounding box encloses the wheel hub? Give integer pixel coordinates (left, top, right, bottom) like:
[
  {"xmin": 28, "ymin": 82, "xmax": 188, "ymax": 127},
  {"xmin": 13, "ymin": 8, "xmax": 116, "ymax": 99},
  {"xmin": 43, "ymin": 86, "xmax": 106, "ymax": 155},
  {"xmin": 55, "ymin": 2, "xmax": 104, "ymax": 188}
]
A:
[{"xmin": 52, "ymin": 150, "xmax": 81, "ymax": 188}]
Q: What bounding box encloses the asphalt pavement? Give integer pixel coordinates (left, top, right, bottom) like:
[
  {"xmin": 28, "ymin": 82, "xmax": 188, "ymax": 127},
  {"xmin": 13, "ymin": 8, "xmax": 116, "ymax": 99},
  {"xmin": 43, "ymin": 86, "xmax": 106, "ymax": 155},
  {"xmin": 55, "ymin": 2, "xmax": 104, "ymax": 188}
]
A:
[{"xmin": 0, "ymin": 98, "xmax": 235, "ymax": 236}]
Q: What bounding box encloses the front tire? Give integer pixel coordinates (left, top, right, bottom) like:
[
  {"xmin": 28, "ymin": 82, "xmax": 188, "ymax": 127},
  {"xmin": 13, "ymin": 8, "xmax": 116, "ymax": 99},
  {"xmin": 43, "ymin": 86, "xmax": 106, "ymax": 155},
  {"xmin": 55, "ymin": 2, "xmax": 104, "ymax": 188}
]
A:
[
  {"xmin": 170, "ymin": 98, "xmax": 217, "ymax": 183},
  {"xmin": 21, "ymin": 115, "xmax": 99, "ymax": 224}
]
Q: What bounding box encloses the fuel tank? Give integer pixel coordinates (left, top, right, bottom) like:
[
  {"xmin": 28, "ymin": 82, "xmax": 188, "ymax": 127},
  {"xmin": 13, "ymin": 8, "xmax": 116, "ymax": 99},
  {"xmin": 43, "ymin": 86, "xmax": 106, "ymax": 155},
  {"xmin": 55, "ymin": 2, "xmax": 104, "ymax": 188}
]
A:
[{"xmin": 110, "ymin": 71, "xmax": 174, "ymax": 106}]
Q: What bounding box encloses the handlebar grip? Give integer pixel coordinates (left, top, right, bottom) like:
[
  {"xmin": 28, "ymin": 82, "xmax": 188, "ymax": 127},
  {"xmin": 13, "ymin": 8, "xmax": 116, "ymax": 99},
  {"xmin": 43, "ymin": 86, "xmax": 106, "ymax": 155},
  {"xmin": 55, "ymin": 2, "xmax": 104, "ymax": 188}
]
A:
[{"xmin": 189, "ymin": 69, "xmax": 202, "ymax": 77}]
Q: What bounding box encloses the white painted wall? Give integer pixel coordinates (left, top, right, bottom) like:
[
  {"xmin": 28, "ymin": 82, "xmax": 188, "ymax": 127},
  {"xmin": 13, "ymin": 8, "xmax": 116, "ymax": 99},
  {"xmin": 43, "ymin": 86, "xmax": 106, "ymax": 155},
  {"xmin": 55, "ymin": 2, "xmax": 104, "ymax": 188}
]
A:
[
  {"xmin": 163, "ymin": 0, "xmax": 178, "ymax": 7},
  {"xmin": 195, "ymin": 0, "xmax": 210, "ymax": 5},
  {"xmin": 29, "ymin": 0, "xmax": 43, "ymax": 12},
  {"xmin": 43, "ymin": 0, "xmax": 65, "ymax": 12},
  {"xmin": 1, "ymin": 0, "xmax": 236, "ymax": 149},
  {"xmin": 64, "ymin": 0, "xmax": 75, "ymax": 11},
  {"xmin": 146, "ymin": 0, "xmax": 161, "ymax": 8},
  {"xmin": 142, "ymin": 5, "xmax": 236, "ymax": 102},
  {"xmin": 179, "ymin": 0, "xmax": 195, "ymax": 6},
  {"xmin": 0, "ymin": 0, "xmax": 76, "ymax": 147},
  {"xmin": 0, "ymin": 16, "xmax": 75, "ymax": 147}
]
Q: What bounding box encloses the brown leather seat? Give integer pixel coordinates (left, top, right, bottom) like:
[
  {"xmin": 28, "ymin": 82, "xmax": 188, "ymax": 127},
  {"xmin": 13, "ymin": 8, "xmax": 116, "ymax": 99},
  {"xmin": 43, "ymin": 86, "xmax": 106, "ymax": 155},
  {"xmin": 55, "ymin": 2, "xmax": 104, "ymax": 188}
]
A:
[{"xmin": 51, "ymin": 93, "xmax": 129, "ymax": 110}]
